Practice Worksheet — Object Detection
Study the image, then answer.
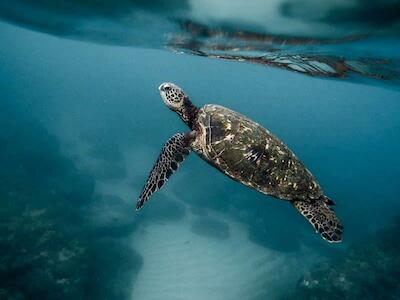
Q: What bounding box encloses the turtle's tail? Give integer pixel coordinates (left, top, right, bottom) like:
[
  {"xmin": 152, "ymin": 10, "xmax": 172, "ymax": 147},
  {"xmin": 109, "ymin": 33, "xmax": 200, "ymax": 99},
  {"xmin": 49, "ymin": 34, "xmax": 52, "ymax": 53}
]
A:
[{"xmin": 292, "ymin": 196, "xmax": 343, "ymax": 243}]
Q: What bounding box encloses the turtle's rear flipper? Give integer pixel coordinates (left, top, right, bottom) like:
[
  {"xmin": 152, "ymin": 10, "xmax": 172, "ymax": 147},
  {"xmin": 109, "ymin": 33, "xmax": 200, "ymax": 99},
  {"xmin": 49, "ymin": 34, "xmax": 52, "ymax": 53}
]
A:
[
  {"xmin": 292, "ymin": 197, "xmax": 343, "ymax": 243},
  {"xmin": 136, "ymin": 132, "xmax": 193, "ymax": 210}
]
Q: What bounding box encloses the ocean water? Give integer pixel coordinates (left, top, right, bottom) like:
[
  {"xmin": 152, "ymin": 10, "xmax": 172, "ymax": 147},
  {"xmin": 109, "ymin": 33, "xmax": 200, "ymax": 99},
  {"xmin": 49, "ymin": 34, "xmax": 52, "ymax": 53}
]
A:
[{"xmin": 1, "ymin": 2, "xmax": 400, "ymax": 299}]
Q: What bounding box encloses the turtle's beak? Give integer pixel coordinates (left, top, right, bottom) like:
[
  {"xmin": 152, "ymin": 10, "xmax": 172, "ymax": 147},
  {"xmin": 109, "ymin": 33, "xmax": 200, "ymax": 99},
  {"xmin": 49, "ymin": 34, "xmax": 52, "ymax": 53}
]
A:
[{"xmin": 159, "ymin": 83, "xmax": 173, "ymax": 92}]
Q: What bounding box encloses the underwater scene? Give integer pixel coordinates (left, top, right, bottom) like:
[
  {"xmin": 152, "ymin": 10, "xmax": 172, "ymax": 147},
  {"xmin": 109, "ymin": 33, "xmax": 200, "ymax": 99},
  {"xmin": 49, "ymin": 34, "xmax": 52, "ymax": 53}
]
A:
[{"xmin": 1, "ymin": 1, "xmax": 400, "ymax": 299}]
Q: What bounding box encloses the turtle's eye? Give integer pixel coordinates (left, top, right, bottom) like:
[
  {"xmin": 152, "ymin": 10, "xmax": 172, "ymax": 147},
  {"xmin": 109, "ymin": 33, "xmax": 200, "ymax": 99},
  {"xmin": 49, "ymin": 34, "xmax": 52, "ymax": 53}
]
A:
[{"xmin": 164, "ymin": 85, "xmax": 171, "ymax": 91}]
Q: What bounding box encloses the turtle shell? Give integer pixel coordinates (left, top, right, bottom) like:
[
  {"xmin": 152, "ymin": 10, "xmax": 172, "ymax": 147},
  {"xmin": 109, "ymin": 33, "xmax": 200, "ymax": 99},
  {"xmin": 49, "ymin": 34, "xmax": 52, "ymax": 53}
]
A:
[{"xmin": 193, "ymin": 104, "xmax": 322, "ymax": 201}]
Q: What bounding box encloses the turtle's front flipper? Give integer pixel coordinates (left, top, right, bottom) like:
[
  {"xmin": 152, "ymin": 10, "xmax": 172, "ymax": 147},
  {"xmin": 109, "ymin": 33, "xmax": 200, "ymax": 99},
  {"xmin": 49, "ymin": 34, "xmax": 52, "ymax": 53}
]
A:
[
  {"xmin": 136, "ymin": 132, "xmax": 193, "ymax": 210},
  {"xmin": 292, "ymin": 197, "xmax": 343, "ymax": 243}
]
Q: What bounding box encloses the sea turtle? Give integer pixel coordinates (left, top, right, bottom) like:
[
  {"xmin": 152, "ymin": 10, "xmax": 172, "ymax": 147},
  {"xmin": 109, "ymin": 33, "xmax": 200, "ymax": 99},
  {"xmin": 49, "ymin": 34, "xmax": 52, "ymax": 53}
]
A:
[{"xmin": 136, "ymin": 83, "xmax": 343, "ymax": 243}]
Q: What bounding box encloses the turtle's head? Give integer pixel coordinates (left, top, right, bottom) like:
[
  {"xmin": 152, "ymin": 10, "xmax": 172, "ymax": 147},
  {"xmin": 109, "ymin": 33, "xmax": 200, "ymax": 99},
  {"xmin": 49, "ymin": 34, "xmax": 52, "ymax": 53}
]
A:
[
  {"xmin": 158, "ymin": 82, "xmax": 199, "ymax": 129},
  {"xmin": 159, "ymin": 82, "xmax": 188, "ymax": 111}
]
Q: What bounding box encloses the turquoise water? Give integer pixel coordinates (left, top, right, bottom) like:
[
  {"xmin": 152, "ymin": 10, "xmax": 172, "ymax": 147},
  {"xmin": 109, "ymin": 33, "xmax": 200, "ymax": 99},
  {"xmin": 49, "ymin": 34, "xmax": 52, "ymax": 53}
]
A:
[{"xmin": 1, "ymin": 2, "xmax": 400, "ymax": 299}]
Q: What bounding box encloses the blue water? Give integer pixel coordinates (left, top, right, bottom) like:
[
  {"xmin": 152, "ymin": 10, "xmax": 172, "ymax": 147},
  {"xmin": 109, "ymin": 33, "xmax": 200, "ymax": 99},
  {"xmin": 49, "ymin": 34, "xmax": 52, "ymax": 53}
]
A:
[{"xmin": 1, "ymin": 2, "xmax": 400, "ymax": 299}]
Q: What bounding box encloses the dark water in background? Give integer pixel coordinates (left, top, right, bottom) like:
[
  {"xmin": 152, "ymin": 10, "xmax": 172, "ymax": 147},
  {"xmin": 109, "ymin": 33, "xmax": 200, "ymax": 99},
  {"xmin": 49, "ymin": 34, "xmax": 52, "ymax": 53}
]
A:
[{"xmin": 1, "ymin": 1, "xmax": 400, "ymax": 299}]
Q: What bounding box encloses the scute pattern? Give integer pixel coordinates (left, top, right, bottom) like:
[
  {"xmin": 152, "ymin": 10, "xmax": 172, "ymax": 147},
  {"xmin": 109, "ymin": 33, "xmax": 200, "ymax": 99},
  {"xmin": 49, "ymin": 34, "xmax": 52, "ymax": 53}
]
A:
[
  {"xmin": 136, "ymin": 133, "xmax": 191, "ymax": 210},
  {"xmin": 293, "ymin": 199, "xmax": 343, "ymax": 243},
  {"xmin": 193, "ymin": 105, "xmax": 322, "ymax": 201}
]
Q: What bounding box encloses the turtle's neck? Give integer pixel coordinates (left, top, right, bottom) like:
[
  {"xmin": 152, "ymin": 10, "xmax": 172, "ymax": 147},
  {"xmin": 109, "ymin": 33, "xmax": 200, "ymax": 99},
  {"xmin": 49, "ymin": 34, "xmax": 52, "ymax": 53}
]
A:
[{"xmin": 175, "ymin": 97, "xmax": 199, "ymax": 130}]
